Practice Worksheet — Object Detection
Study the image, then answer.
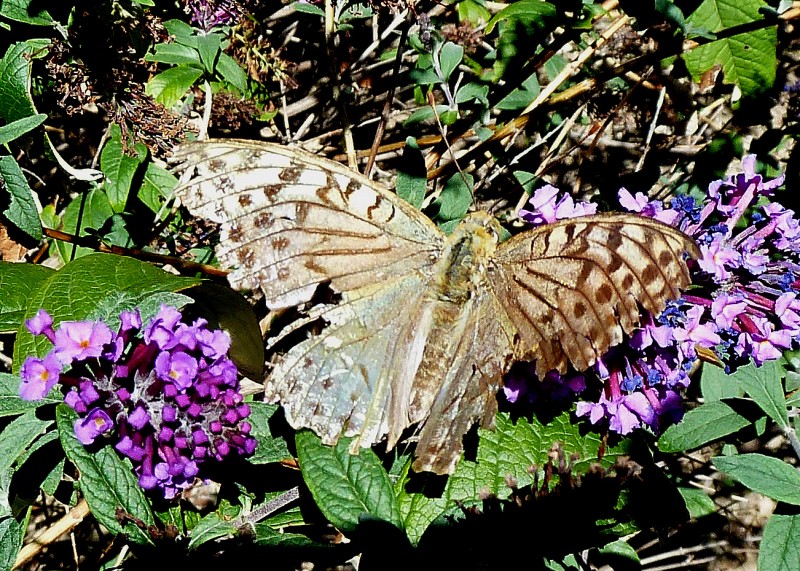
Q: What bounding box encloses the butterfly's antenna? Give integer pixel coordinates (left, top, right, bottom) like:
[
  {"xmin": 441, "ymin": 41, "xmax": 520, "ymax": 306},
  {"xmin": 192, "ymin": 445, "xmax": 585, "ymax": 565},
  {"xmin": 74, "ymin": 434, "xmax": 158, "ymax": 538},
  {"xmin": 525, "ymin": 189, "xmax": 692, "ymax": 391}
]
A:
[{"xmin": 427, "ymin": 91, "xmax": 474, "ymax": 203}]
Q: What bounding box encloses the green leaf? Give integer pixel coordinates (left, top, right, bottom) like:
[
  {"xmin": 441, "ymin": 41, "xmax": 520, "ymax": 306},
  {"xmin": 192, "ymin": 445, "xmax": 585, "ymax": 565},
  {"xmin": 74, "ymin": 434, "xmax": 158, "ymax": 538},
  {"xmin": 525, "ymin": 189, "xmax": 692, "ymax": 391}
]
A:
[
  {"xmin": 730, "ymin": 360, "xmax": 788, "ymax": 427},
  {"xmin": 146, "ymin": 66, "xmax": 203, "ymax": 108},
  {"xmin": 438, "ymin": 42, "xmax": 463, "ymax": 82},
  {"xmin": 404, "ymin": 105, "xmax": 451, "ymax": 126},
  {"xmin": 700, "ymin": 362, "xmax": 744, "ymax": 401},
  {"xmin": 295, "ymin": 431, "xmax": 403, "ymax": 533},
  {"xmin": 100, "ymin": 125, "xmax": 148, "ymax": 213},
  {"xmin": 54, "ymin": 189, "xmax": 115, "ymax": 261},
  {"xmin": 485, "ymin": 0, "xmax": 556, "ymax": 34},
  {"xmin": 713, "ymin": 453, "xmax": 800, "ymax": 505},
  {"xmin": 0, "ymin": 373, "xmax": 61, "ymax": 416},
  {"xmin": 0, "ymin": 411, "xmax": 51, "ymax": 475},
  {"xmin": 497, "ymin": 72, "xmax": 541, "ymax": 110},
  {"xmin": 457, "ymin": 0, "xmax": 491, "ymax": 26},
  {"xmin": 0, "ymin": 156, "xmax": 43, "ymax": 242},
  {"xmin": 0, "ymin": 518, "xmax": 22, "ymax": 571},
  {"xmin": 658, "ymin": 401, "xmax": 751, "ymax": 452},
  {"xmin": 394, "ymin": 459, "xmax": 449, "ymax": 545},
  {"xmin": 188, "ymin": 513, "xmax": 236, "ymax": 549},
  {"xmin": 145, "ymin": 43, "xmax": 202, "ymax": 66},
  {"xmin": 216, "ymin": 53, "xmax": 248, "ymax": 93},
  {"xmin": 294, "ymin": 2, "xmax": 325, "ymax": 17},
  {"xmin": 434, "ymin": 173, "xmax": 472, "ymax": 222},
  {"xmin": 57, "ymin": 405, "xmax": 154, "ymax": 544},
  {"xmin": 454, "ymin": 82, "xmax": 489, "ymax": 106},
  {"xmin": 396, "ymin": 171, "xmax": 427, "ymax": 209},
  {"xmin": 196, "ymin": 33, "xmax": 223, "ymax": 74},
  {"xmin": 12, "ymin": 253, "xmax": 200, "ymax": 369},
  {"xmin": 247, "ymin": 402, "xmax": 291, "ymax": 464},
  {"xmin": 447, "ymin": 411, "xmax": 629, "ymax": 502},
  {"xmin": 0, "ymin": 43, "xmax": 37, "ymax": 124},
  {"xmin": 678, "ymin": 487, "xmax": 717, "ymax": 518},
  {"xmin": 0, "ymin": 0, "xmax": 53, "ymax": 25},
  {"xmin": 254, "ymin": 525, "xmax": 326, "ymax": 547},
  {"xmin": 137, "ymin": 162, "xmax": 178, "ymax": 216},
  {"xmin": 0, "ymin": 112, "xmax": 46, "ymax": 145},
  {"xmin": 759, "ymin": 513, "xmax": 800, "ymax": 571},
  {"xmin": 163, "ymin": 18, "xmax": 195, "ymax": 40},
  {"xmin": 683, "ymin": 0, "xmax": 777, "ymax": 97},
  {"xmin": 598, "ymin": 539, "xmax": 639, "ymax": 561}
]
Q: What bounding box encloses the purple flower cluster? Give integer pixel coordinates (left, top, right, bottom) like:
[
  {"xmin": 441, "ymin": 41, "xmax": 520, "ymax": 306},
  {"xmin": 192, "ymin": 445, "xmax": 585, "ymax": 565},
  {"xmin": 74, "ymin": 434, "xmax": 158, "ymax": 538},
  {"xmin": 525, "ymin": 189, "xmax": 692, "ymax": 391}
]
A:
[
  {"xmin": 185, "ymin": 0, "xmax": 244, "ymax": 31},
  {"xmin": 511, "ymin": 156, "xmax": 792, "ymax": 435},
  {"xmin": 19, "ymin": 306, "xmax": 256, "ymax": 499}
]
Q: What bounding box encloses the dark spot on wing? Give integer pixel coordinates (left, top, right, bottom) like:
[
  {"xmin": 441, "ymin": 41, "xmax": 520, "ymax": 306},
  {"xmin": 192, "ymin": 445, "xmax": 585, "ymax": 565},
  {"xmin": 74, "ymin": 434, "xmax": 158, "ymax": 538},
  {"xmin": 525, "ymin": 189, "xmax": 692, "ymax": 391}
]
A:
[{"xmin": 595, "ymin": 284, "xmax": 613, "ymax": 304}]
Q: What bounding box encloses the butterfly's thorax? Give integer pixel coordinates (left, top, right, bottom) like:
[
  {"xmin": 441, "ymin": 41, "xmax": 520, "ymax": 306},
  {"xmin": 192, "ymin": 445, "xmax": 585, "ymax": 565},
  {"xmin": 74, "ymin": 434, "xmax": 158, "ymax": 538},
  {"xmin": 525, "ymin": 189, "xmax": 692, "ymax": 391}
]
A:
[{"xmin": 431, "ymin": 211, "xmax": 501, "ymax": 303}]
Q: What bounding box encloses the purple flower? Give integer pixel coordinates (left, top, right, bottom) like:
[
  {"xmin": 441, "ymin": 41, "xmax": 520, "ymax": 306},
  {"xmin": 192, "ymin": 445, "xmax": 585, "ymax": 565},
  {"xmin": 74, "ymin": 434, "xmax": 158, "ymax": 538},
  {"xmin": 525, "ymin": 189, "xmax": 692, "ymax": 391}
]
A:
[
  {"xmin": 519, "ymin": 185, "xmax": 597, "ymax": 226},
  {"xmin": 26, "ymin": 309, "xmax": 55, "ymax": 341},
  {"xmin": 74, "ymin": 408, "xmax": 114, "ymax": 445},
  {"xmin": 19, "ymin": 353, "xmax": 62, "ymax": 400},
  {"xmin": 155, "ymin": 350, "xmax": 198, "ymax": 389},
  {"xmin": 53, "ymin": 321, "xmax": 113, "ymax": 364}
]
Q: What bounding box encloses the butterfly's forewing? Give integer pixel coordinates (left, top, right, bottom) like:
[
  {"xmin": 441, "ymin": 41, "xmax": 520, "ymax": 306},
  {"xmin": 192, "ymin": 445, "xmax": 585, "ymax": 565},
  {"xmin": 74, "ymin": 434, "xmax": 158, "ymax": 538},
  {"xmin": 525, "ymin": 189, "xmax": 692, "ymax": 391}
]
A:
[
  {"xmin": 173, "ymin": 140, "xmax": 444, "ymax": 308},
  {"xmin": 491, "ymin": 213, "xmax": 700, "ymax": 377}
]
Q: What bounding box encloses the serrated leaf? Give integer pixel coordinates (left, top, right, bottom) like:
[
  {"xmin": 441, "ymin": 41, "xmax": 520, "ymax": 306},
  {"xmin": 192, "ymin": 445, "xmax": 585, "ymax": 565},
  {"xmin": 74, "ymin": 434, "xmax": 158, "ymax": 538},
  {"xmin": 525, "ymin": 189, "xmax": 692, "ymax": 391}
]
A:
[
  {"xmin": 216, "ymin": 53, "xmax": 248, "ymax": 93},
  {"xmin": 295, "ymin": 431, "xmax": 403, "ymax": 533},
  {"xmin": 713, "ymin": 453, "xmax": 800, "ymax": 505},
  {"xmin": 438, "ymin": 42, "xmax": 463, "ymax": 82},
  {"xmin": 485, "ymin": 0, "xmax": 556, "ymax": 34},
  {"xmin": 434, "ymin": 173, "xmax": 473, "ymax": 222},
  {"xmin": 57, "ymin": 405, "xmax": 154, "ymax": 544},
  {"xmin": 247, "ymin": 402, "xmax": 291, "ymax": 464},
  {"xmin": 730, "ymin": 360, "xmax": 788, "ymax": 427},
  {"xmin": 683, "ymin": 0, "xmax": 777, "ymax": 97},
  {"xmin": 447, "ymin": 411, "xmax": 629, "ymax": 502},
  {"xmin": 658, "ymin": 401, "xmax": 751, "ymax": 452},
  {"xmin": 0, "ymin": 411, "xmax": 51, "ymax": 475},
  {"xmin": 12, "ymin": 253, "xmax": 201, "ymax": 369},
  {"xmin": 0, "ymin": 373, "xmax": 61, "ymax": 416},
  {"xmin": 188, "ymin": 513, "xmax": 236, "ymax": 549},
  {"xmin": 100, "ymin": 125, "xmax": 148, "ymax": 213},
  {"xmin": 0, "ymin": 262, "xmax": 53, "ymax": 333},
  {"xmin": 0, "ymin": 43, "xmax": 37, "ymax": 124},
  {"xmin": 0, "ymin": 112, "xmax": 46, "ymax": 145},
  {"xmin": 393, "ymin": 459, "xmax": 448, "ymax": 545},
  {"xmin": 0, "ymin": 0, "xmax": 53, "ymax": 25},
  {"xmin": 0, "ymin": 518, "xmax": 22, "ymax": 571},
  {"xmin": 759, "ymin": 513, "xmax": 800, "ymax": 571},
  {"xmin": 146, "ymin": 65, "xmax": 203, "ymax": 108},
  {"xmin": 679, "ymin": 487, "xmax": 717, "ymax": 518},
  {"xmin": 0, "ymin": 155, "xmax": 43, "ymax": 242}
]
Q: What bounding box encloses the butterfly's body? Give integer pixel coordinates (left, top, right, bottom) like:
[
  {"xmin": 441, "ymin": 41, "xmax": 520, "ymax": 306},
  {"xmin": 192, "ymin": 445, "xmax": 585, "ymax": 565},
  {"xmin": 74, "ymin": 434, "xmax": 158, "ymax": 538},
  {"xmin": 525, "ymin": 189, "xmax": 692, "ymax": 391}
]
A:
[{"xmin": 174, "ymin": 139, "xmax": 699, "ymax": 475}]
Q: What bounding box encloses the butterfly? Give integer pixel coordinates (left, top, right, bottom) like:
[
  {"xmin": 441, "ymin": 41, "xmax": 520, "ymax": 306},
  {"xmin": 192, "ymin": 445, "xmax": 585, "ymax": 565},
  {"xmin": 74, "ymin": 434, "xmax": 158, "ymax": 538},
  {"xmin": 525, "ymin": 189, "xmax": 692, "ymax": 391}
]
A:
[{"xmin": 172, "ymin": 139, "xmax": 699, "ymax": 475}]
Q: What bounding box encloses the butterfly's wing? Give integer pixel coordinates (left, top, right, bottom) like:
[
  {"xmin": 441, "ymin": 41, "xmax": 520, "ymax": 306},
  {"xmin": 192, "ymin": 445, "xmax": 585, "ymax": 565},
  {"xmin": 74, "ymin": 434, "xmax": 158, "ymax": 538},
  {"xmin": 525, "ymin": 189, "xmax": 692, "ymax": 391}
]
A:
[
  {"xmin": 491, "ymin": 213, "xmax": 699, "ymax": 377},
  {"xmin": 172, "ymin": 139, "xmax": 444, "ymax": 308}
]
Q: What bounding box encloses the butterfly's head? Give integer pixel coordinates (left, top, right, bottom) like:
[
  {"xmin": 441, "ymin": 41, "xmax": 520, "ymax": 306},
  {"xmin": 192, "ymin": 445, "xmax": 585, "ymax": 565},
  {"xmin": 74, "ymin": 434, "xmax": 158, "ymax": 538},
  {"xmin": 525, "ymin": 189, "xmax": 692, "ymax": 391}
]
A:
[{"xmin": 455, "ymin": 211, "xmax": 503, "ymax": 248}]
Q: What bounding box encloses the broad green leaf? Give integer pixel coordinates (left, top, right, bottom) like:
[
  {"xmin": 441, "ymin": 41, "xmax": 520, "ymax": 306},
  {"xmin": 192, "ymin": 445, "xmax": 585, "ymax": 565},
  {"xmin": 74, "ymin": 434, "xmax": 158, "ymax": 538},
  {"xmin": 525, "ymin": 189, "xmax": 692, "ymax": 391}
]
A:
[
  {"xmin": 497, "ymin": 72, "xmax": 541, "ymax": 110},
  {"xmin": 0, "ymin": 411, "xmax": 51, "ymax": 475},
  {"xmin": 658, "ymin": 401, "xmax": 751, "ymax": 452},
  {"xmin": 100, "ymin": 125, "xmax": 148, "ymax": 213},
  {"xmin": 137, "ymin": 162, "xmax": 178, "ymax": 216},
  {"xmin": 0, "ymin": 43, "xmax": 37, "ymax": 124},
  {"xmin": 0, "ymin": 261, "xmax": 54, "ymax": 332},
  {"xmin": 759, "ymin": 514, "xmax": 800, "ymax": 571},
  {"xmin": 162, "ymin": 19, "xmax": 195, "ymax": 41},
  {"xmin": 295, "ymin": 431, "xmax": 403, "ymax": 533},
  {"xmin": 396, "ymin": 142, "xmax": 427, "ymax": 209},
  {"xmin": 146, "ymin": 65, "xmax": 203, "ymax": 108},
  {"xmin": 0, "ymin": 156, "xmax": 43, "ymax": 241},
  {"xmin": 730, "ymin": 360, "xmax": 788, "ymax": 427},
  {"xmin": 188, "ymin": 513, "xmax": 236, "ymax": 549},
  {"xmin": 57, "ymin": 405, "xmax": 154, "ymax": 544},
  {"xmin": 394, "ymin": 458, "xmax": 449, "ymax": 545},
  {"xmin": 0, "ymin": 112, "xmax": 46, "ymax": 145},
  {"xmin": 145, "ymin": 43, "xmax": 202, "ymax": 66},
  {"xmin": 404, "ymin": 105, "xmax": 451, "ymax": 126},
  {"xmin": 447, "ymin": 411, "xmax": 629, "ymax": 502},
  {"xmin": 598, "ymin": 539, "xmax": 639, "ymax": 562},
  {"xmin": 457, "ymin": 0, "xmax": 491, "ymax": 25},
  {"xmin": 713, "ymin": 453, "xmax": 800, "ymax": 505},
  {"xmin": 485, "ymin": 0, "xmax": 556, "ymax": 34},
  {"xmin": 216, "ymin": 53, "xmax": 248, "ymax": 93},
  {"xmin": 434, "ymin": 173, "xmax": 472, "ymax": 223},
  {"xmin": 678, "ymin": 487, "xmax": 717, "ymax": 518},
  {"xmin": 683, "ymin": 0, "xmax": 777, "ymax": 97},
  {"xmin": 0, "ymin": 518, "xmax": 22, "ymax": 571},
  {"xmin": 247, "ymin": 402, "xmax": 291, "ymax": 464},
  {"xmin": 254, "ymin": 525, "xmax": 327, "ymax": 547},
  {"xmin": 54, "ymin": 189, "xmax": 115, "ymax": 261},
  {"xmin": 438, "ymin": 42, "xmax": 463, "ymax": 82},
  {"xmin": 196, "ymin": 33, "xmax": 222, "ymax": 74},
  {"xmin": 294, "ymin": 2, "xmax": 325, "ymax": 17},
  {"xmin": 700, "ymin": 362, "xmax": 744, "ymax": 401},
  {"xmin": 12, "ymin": 253, "xmax": 200, "ymax": 369},
  {"xmin": 454, "ymin": 82, "xmax": 489, "ymax": 106},
  {"xmin": 0, "ymin": 373, "xmax": 61, "ymax": 417},
  {"xmin": 0, "ymin": 0, "xmax": 53, "ymax": 25}
]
